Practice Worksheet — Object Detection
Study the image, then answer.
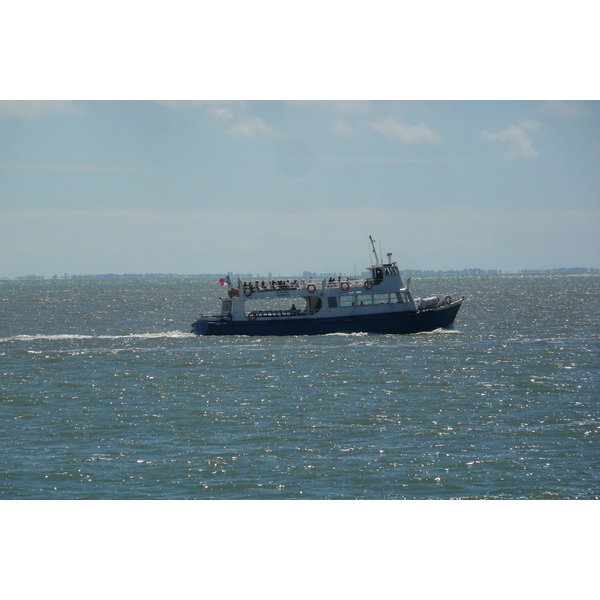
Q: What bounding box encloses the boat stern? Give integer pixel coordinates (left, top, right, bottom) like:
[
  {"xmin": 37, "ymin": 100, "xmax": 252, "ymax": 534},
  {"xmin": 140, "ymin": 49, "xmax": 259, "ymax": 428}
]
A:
[{"xmin": 191, "ymin": 318, "xmax": 210, "ymax": 335}]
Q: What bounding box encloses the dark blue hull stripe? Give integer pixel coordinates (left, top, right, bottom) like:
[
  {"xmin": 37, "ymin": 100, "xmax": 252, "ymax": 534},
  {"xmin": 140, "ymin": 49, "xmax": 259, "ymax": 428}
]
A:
[{"xmin": 191, "ymin": 303, "xmax": 462, "ymax": 336}]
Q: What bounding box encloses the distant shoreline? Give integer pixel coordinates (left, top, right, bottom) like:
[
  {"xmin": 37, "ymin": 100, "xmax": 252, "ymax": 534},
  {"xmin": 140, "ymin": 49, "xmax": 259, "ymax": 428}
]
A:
[{"xmin": 3, "ymin": 267, "xmax": 599, "ymax": 281}]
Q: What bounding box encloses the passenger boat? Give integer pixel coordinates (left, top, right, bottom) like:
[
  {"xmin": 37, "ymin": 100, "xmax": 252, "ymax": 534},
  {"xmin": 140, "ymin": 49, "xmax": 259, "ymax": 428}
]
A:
[{"xmin": 191, "ymin": 237, "xmax": 463, "ymax": 336}]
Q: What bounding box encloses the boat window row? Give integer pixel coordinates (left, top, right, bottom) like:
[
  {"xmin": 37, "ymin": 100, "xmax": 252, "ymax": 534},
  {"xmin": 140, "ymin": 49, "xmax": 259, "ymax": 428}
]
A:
[{"xmin": 329, "ymin": 292, "xmax": 409, "ymax": 308}]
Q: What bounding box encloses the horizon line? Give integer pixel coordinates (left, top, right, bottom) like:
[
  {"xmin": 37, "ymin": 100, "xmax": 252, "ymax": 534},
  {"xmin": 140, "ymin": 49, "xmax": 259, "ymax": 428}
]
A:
[{"xmin": 4, "ymin": 267, "xmax": 599, "ymax": 281}]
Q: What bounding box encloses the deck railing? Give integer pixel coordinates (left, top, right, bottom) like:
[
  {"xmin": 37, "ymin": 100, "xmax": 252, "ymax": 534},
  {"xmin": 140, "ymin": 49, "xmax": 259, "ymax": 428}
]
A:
[
  {"xmin": 247, "ymin": 309, "xmax": 306, "ymax": 320},
  {"xmin": 241, "ymin": 276, "xmax": 366, "ymax": 294}
]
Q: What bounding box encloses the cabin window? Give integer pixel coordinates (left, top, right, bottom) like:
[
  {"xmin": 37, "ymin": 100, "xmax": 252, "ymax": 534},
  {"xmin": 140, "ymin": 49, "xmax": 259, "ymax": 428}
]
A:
[
  {"xmin": 339, "ymin": 295, "xmax": 355, "ymax": 307},
  {"xmin": 394, "ymin": 292, "xmax": 405, "ymax": 304},
  {"xmin": 355, "ymin": 294, "xmax": 392, "ymax": 305},
  {"xmin": 373, "ymin": 293, "xmax": 390, "ymax": 304},
  {"xmin": 328, "ymin": 297, "xmax": 338, "ymax": 308}
]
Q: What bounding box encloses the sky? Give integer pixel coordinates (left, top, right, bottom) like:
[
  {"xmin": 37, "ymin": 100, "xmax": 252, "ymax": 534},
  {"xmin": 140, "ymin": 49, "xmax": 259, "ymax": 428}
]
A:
[
  {"xmin": 1, "ymin": 2, "xmax": 599, "ymax": 279},
  {"xmin": 1, "ymin": 100, "xmax": 598, "ymax": 278}
]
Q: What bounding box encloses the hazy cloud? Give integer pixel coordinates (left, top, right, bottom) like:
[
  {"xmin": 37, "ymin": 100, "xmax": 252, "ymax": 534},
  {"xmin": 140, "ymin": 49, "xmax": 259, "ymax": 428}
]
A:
[
  {"xmin": 205, "ymin": 105, "xmax": 235, "ymax": 120},
  {"xmin": 226, "ymin": 117, "xmax": 282, "ymax": 139},
  {"xmin": 4, "ymin": 205, "xmax": 598, "ymax": 277},
  {"xmin": 156, "ymin": 100, "xmax": 208, "ymax": 109},
  {"xmin": 538, "ymin": 100, "xmax": 589, "ymax": 118},
  {"xmin": 0, "ymin": 161, "xmax": 151, "ymax": 173},
  {"xmin": 158, "ymin": 100, "xmax": 241, "ymax": 120},
  {"xmin": 0, "ymin": 101, "xmax": 80, "ymax": 119},
  {"xmin": 331, "ymin": 119, "xmax": 353, "ymax": 138},
  {"xmin": 291, "ymin": 100, "xmax": 376, "ymax": 116},
  {"xmin": 156, "ymin": 101, "xmax": 283, "ymax": 139},
  {"xmin": 372, "ymin": 117, "xmax": 443, "ymax": 144},
  {"xmin": 481, "ymin": 120, "xmax": 540, "ymax": 160}
]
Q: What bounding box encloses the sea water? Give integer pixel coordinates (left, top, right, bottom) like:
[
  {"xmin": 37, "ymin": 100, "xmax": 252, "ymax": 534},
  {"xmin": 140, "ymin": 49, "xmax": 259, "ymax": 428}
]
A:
[{"xmin": 1, "ymin": 275, "xmax": 599, "ymax": 499}]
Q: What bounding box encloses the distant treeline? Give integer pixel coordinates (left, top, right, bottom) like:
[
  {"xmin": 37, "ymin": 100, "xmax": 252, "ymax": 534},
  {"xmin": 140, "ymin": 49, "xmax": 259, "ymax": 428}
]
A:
[
  {"xmin": 67, "ymin": 273, "xmax": 205, "ymax": 280},
  {"xmin": 403, "ymin": 268, "xmax": 502, "ymax": 276},
  {"xmin": 405, "ymin": 267, "xmax": 600, "ymax": 276},
  {"xmin": 8, "ymin": 267, "xmax": 600, "ymax": 281},
  {"xmin": 516, "ymin": 267, "xmax": 600, "ymax": 274}
]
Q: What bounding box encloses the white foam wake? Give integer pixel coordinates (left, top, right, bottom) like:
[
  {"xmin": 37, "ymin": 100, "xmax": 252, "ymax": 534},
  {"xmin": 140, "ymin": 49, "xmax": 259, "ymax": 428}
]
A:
[{"xmin": 1, "ymin": 331, "xmax": 194, "ymax": 343}]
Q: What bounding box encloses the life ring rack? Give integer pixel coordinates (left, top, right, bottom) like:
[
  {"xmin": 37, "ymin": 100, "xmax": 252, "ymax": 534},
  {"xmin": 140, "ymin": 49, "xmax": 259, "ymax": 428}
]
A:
[{"xmin": 306, "ymin": 284, "xmax": 316, "ymax": 294}]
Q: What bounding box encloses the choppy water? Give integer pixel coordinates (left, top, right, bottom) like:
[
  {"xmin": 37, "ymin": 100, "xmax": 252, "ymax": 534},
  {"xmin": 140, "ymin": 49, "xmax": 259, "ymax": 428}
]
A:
[{"xmin": 1, "ymin": 275, "xmax": 599, "ymax": 499}]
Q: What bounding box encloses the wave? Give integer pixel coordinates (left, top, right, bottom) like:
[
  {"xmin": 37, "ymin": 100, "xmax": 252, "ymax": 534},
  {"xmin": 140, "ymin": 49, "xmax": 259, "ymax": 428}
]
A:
[{"xmin": 0, "ymin": 331, "xmax": 195, "ymax": 342}]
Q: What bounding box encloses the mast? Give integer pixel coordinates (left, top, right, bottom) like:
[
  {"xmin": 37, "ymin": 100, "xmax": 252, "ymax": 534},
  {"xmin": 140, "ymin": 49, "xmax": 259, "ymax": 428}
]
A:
[{"xmin": 369, "ymin": 235, "xmax": 382, "ymax": 267}]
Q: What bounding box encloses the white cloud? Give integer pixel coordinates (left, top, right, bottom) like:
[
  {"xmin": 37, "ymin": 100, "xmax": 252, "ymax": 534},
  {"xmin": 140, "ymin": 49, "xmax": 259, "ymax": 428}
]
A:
[
  {"xmin": 205, "ymin": 105, "xmax": 235, "ymax": 120},
  {"xmin": 372, "ymin": 117, "xmax": 443, "ymax": 144},
  {"xmin": 0, "ymin": 101, "xmax": 80, "ymax": 120},
  {"xmin": 226, "ymin": 117, "xmax": 282, "ymax": 139},
  {"xmin": 481, "ymin": 120, "xmax": 540, "ymax": 160}
]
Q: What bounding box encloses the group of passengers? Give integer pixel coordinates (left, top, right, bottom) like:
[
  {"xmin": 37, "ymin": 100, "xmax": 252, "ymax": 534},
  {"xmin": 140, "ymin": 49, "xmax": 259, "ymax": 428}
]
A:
[
  {"xmin": 242, "ymin": 279, "xmax": 301, "ymax": 293},
  {"xmin": 327, "ymin": 276, "xmax": 349, "ymax": 287}
]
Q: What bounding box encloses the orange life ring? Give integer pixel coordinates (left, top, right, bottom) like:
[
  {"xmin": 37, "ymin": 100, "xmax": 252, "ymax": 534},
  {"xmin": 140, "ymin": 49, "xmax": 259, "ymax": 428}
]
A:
[
  {"xmin": 364, "ymin": 279, "xmax": 373, "ymax": 290},
  {"xmin": 306, "ymin": 284, "xmax": 316, "ymax": 294},
  {"xmin": 340, "ymin": 281, "xmax": 350, "ymax": 291}
]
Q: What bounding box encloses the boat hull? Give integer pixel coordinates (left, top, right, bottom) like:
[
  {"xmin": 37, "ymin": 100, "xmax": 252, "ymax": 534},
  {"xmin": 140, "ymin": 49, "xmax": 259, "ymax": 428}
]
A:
[{"xmin": 191, "ymin": 301, "xmax": 462, "ymax": 336}]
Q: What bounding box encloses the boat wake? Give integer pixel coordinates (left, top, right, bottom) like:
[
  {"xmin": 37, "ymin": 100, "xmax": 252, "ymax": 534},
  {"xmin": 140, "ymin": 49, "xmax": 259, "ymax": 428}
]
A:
[
  {"xmin": 326, "ymin": 332, "xmax": 369, "ymax": 337},
  {"xmin": 430, "ymin": 327, "xmax": 460, "ymax": 334},
  {"xmin": 0, "ymin": 331, "xmax": 195, "ymax": 343}
]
